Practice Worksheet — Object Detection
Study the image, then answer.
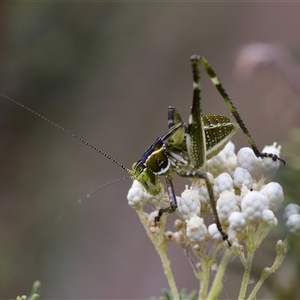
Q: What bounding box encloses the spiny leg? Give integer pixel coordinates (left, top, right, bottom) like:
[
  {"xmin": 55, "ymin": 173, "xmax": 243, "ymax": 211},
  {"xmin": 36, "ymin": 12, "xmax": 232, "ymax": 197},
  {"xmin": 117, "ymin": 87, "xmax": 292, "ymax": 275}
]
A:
[
  {"xmin": 155, "ymin": 56, "xmax": 228, "ymax": 243},
  {"xmin": 155, "ymin": 177, "xmax": 177, "ymax": 222},
  {"xmin": 186, "ymin": 55, "xmax": 206, "ymax": 168},
  {"xmin": 197, "ymin": 56, "xmax": 285, "ymax": 164},
  {"xmin": 183, "ymin": 57, "xmax": 230, "ymax": 245}
]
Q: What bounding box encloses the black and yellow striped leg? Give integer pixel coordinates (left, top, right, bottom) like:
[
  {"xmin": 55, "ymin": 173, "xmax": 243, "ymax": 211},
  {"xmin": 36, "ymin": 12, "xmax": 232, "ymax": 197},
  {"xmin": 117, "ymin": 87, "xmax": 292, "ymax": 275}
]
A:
[
  {"xmin": 197, "ymin": 56, "xmax": 285, "ymax": 165},
  {"xmin": 187, "ymin": 55, "xmax": 206, "ymax": 168},
  {"xmin": 185, "ymin": 56, "xmax": 230, "ymax": 246}
]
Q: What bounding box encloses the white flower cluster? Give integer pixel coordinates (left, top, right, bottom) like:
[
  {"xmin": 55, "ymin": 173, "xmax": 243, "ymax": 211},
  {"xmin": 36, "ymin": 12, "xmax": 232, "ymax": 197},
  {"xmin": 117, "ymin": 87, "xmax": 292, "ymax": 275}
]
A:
[
  {"xmin": 284, "ymin": 203, "xmax": 300, "ymax": 235},
  {"xmin": 126, "ymin": 141, "xmax": 296, "ymax": 245},
  {"xmin": 177, "ymin": 142, "xmax": 284, "ymax": 244}
]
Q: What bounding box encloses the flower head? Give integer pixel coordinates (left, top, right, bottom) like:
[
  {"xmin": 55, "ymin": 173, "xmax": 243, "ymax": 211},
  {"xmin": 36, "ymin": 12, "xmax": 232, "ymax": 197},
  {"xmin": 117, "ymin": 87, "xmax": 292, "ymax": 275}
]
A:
[
  {"xmin": 127, "ymin": 141, "xmax": 287, "ymax": 247},
  {"xmin": 284, "ymin": 203, "xmax": 300, "ymax": 236}
]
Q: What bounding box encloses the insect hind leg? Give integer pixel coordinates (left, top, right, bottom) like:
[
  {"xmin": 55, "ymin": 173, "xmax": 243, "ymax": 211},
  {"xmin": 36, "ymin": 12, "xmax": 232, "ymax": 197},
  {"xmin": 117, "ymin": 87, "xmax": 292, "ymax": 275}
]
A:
[{"xmin": 197, "ymin": 56, "xmax": 285, "ymax": 165}]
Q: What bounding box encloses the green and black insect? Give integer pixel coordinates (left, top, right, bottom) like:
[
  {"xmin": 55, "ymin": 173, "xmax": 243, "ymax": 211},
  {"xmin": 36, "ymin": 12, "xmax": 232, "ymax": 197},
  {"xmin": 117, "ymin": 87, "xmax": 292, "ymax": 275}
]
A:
[
  {"xmin": 129, "ymin": 55, "xmax": 284, "ymax": 244},
  {"xmin": 1, "ymin": 55, "xmax": 285, "ymax": 245}
]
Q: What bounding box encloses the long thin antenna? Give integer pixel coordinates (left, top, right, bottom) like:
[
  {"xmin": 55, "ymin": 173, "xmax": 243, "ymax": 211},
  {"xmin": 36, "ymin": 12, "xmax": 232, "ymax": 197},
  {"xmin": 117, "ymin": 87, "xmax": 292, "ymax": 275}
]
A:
[
  {"xmin": 1, "ymin": 93, "xmax": 131, "ymax": 174},
  {"xmin": 56, "ymin": 176, "xmax": 132, "ymax": 223}
]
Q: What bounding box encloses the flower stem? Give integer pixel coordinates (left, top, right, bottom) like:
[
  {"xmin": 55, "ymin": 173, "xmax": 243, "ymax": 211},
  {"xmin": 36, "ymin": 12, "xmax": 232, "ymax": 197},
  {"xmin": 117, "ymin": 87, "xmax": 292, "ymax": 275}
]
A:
[
  {"xmin": 136, "ymin": 209, "xmax": 180, "ymax": 300},
  {"xmin": 246, "ymin": 238, "xmax": 290, "ymax": 300},
  {"xmin": 238, "ymin": 248, "xmax": 254, "ymax": 300},
  {"xmin": 199, "ymin": 258, "xmax": 211, "ymax": 300},
  {"xmin": 207, "ymin": 248, "xmax": 233, "ymax": 300}
]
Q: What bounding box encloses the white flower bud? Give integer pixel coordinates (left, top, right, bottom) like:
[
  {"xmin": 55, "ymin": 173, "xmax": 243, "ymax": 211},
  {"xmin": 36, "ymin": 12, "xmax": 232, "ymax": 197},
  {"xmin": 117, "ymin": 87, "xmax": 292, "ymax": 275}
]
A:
[
  {"xmin": 208, "ymin": 223, "xmax": 223, "ymax": 242},
  {"xmin": 196, "ymin": 184, "xmax": 210, "ymax": 208},
  {"xmin": 286, "ymin": 214, "xmax": 300, "ymax": 235},
  {"xmin": 222, "ymin": 141, "xmax": 236, "ymax": 159},
  {"xmin": 186, "ymin": 216, "xmax": 207, "ymax": 243},
  {"xmin": 177, "ymin": 189, "xmax": 201, "ymax": 220},
  {"xmin": 260, "ymin": 182, "xmax": 284, "ymax": 212},
  {"xmin": 283, "ymin": 203, "xmax": 300, "ymax": 222},
  {"xmin": 233, "ymin": 167, "xmax": 253, "ymax": 189},
  {"xmin": 259, "ymin": 157, "xmax": 280, "ymax": 178},
  {"xmin": 127, "ymin": 180, "xmax": 147, "ymax": 208},
  {"xmin": 241, "ymin": 191, "xmax": 266, "ymax": 222},
  {"xmin": 228, "ymin": 211, "xmax": 247, "ymax": 232},
  {"xmin": 213, "ymin": 173, "xmax": 233, "ymax": 198},
  {"xmin": 261, "ymin": 209, "xmax": 278, "ymax": 227},
  {"xmin": 207, "ymin": 150, "xmax": 227, "ymax": 176},
  {"xmin": 237, "ymin": 147, "xmax": 260, "ymax": 177},
  {"xmin": 216, "ymin": 190, "xmax": 238, "ymax": 224},
  {"xmin": 257, "ymin": 143, "xmax": 281, "ymax": 178}
]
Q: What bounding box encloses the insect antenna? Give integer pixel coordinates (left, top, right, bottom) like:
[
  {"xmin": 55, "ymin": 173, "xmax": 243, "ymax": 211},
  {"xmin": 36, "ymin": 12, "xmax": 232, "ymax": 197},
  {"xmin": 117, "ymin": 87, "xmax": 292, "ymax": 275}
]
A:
[
  {"xmin": 1, "ymin": 93, "xmax": 132, "ymax": 174},
  {"xmin": 56, "ymin": 176, "xmax": 132, "ymax": 223}
]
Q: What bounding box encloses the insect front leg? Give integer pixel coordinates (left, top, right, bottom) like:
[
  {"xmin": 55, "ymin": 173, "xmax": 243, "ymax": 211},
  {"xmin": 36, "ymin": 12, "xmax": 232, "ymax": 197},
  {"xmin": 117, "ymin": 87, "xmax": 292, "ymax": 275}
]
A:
[{"xmin": 155, "ymin": 177, "xmax": 178, "ymax": 222}]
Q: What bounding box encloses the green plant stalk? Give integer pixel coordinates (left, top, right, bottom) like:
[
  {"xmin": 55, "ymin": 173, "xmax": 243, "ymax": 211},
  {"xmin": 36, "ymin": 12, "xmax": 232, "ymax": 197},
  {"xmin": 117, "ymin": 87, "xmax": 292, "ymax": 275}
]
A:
[
  {"xmin": 198, "ymin": 243, "xmax": 223, "ymax": 300},
  {"xmin": 232, "ymin": 245, "xmax": 247, "ymax": 268},
  {"xmin": 253, "ymin": 224, "xmax": 273, "ymax": 247},
  {"xmin": 246, "ymin": 238, "xmax": 290, "ymax": 300},
  {"xmin": 206, "ymin": 248, "xmax": 233, "ymax": 300},
  {"xmin": 238, "ymin": 248, "xmax": 254, "ymax": 300},
  {"xmin": 198, "ymin": 257, "xmax": 211, "ymax": 300},
  {"xmin": 136, "ymin": 209, "xmax": 180, "ymax": 300}
]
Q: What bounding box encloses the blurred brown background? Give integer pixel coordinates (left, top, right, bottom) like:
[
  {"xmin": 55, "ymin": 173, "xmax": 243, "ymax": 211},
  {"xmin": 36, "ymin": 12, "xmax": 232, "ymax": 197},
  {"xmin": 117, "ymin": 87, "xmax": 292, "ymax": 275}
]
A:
[{"xmin": 1, "ymin": 2, "xmax": 300, "ymax": 299}]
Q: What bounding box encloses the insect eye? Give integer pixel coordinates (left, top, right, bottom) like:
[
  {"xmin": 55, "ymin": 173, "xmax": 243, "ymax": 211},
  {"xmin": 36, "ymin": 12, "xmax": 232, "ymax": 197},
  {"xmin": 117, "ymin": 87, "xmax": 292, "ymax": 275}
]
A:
[
  {"xmin": 138, "ymin": 171, "xmax": 149, "ymax": 184},
  {"xmin": 139, "ymin": 172, "xmax": 149, "ymax": 182}
]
